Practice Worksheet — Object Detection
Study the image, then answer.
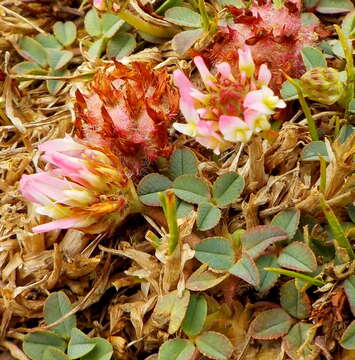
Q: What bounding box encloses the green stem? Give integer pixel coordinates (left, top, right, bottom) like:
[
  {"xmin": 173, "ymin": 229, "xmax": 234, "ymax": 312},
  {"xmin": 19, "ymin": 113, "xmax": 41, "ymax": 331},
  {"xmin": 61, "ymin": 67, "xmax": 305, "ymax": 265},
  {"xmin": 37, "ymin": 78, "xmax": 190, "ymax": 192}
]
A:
[
  {"xmin": 159, "ymin": 190, "xmax": 179, "ymax": 255},
  {"xmin": 118, "ymin": 9, "xmax": 176, "ymax": 38},
  {"xmin": 198, "ymin": 0, "xmax": 209, "ymax": 31},
  {"xmin": 284, "ymin": 73, "xmax": 319, "ymax": 141},
  {"xmin": 320, "ymin": 195, "xmax": 355, "ymax": 261},
  {"xmin": 335, "ymin": 25, "xmax": 354, "ymax": 118},
  {"xmin": 264, "ymin": 267, "xmax": 325, "ymax": 286},
  {"xmin": 319, "ymin": 156, "xmax": 327, "ymax": 194}
]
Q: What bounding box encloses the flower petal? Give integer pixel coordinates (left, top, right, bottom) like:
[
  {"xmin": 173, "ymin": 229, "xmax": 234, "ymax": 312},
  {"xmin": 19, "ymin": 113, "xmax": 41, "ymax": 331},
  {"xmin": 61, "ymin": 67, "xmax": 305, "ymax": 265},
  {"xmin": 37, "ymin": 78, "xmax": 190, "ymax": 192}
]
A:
[
  {"xmin": 219, "ymin": 115, "xmax": 252, "ymax": 143},
  {"xmin": 32, "ymin": 216, "xmax": 95, "ymax": 233},
  {"xmin": 194, "ymin": 56, "xmax": 217, "ymax": 89}
]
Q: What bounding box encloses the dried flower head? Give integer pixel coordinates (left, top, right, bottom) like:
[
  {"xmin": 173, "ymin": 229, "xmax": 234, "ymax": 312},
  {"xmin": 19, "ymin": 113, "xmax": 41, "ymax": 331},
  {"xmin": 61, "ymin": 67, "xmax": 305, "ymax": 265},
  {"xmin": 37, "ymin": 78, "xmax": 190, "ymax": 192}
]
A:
[
  {"xmin": 209, "ymin": 0, "xmax": 319, "ymax": 90},
  {"xmin": 75, "ymin": 61, "xmax": 179, "ymax": 176},
  {"xmin": 20, "ymin": 135, "xmax": 141, "ymax": 234},
  {"xmin": 173, "ymin": 46, "xmax": 285, "ymax": 154}
]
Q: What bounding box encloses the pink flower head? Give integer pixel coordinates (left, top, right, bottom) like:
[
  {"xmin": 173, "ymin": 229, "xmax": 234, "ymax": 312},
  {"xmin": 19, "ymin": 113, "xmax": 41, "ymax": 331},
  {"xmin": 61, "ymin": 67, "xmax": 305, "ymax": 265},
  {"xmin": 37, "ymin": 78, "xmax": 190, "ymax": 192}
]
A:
[
  {"xmin": 20, "ymin": 136, "xmax": 140, "ymax": 234},
  {"xmin": 173, "ymin": 47, "xmax": 285, "ymax": 154}
]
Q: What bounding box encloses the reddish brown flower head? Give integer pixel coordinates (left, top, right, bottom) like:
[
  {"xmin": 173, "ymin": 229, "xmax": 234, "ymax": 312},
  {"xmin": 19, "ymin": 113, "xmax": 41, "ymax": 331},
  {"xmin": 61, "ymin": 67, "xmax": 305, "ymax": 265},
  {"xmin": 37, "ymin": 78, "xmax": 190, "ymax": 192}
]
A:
[
  {"xmin": 208, "ymin": 0, "xmax": 320, "ymax": 91},
  {"xmin": 74, "ymin": 61, "xmax": 179, "ymax": 176}
]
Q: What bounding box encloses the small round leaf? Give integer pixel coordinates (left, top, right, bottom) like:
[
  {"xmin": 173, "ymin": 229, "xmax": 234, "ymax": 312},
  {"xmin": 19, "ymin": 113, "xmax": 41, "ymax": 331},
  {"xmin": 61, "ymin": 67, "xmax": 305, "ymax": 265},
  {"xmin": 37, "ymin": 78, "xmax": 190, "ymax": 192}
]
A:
[
  {"xmin": 229, "ymin": 253, "xmax": 260, "ymax": 287},
  {"xmin": 18, "ymin": 37, "xmax": 47, "ymax": 67},
  {"xmin": 195, "ymin": 237, "xmax": 234, "ymax": 270},
  {"xmin": 340, "ymin": 321, "xmax": 355, "ymax": 350},
  {"xmin": 107, "ymin": 33, "xmax": 136, "ymax": 59},
  {"xmin": 158, "ymin": 339, "xmax": 195, "ymax": 360},
  {"xmin": 165, "ymin": 7, "xmax": 201, "ymax": 27},
  {"xmin": 169, "ymin": 148, "xmax": 198, "ymax": 179},
  {"xmin": 280, "ymin": 280, "xmax": 311, "ymax": 319},
  {"xmin": 196, "ymin": 202, "xmax": 221, "ymax": 231},
  {"xmin": 271, "ymin": 208, "xmax": 300, "ymax": 240},
  {"xmin": 256, "ymin": 254, "xmax": 280, "ymax": 294},
  {"xmin": 195, "ymin": 331, "xmax": 233, "ymax": 360},
  {"xmin": 173, "ymin": 175, "xmax": 210, "ymax": 204},
  {"xmin": 182, "ymin": 294, "xmax": 207, "ymax": 336},
  {"xmin": 67, "ymin": 328, "xmax": 95, "ymax": 359},
  {"xmin": 278, "ymin": 242, "xmax": 317, "ymax": 273},
  {"xmin": 212, "ymin": 172, "xmax": 244, "ymax": 206},
  {"xmin": 53, "ymin": 21, "xmax": 77, "ymax": 47},
  {"xmin": 250, "ymin": 308, "xmax": 293, "ymax": 340},
  {"xmin": 138, "ymin": 174, "xmax": 172, "ymax": 206},
  {"xmin": 81, "ymin": 337, "xmax": 113, "ymax": 360}
]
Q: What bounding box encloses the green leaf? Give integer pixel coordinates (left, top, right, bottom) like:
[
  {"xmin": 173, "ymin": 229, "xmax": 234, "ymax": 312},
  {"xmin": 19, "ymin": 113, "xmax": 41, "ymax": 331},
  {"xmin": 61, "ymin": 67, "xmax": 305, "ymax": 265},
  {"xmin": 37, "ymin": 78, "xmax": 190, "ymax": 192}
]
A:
[
  {"xmin": 241, "ymin": 225, "xmax": 288, "ymax": 259},
  {"xmin": 44, "ymin": 292, "xmax": 76, "ymax": 338},
  {"xmin": 169, "ymin": 290, "xmax": 190, "ymax": 334},
  {"xmin": 23, "ymin": 331, "xmax": 66, "ymax": 360},
  {"xmin": 53, "ymin": 21, "xmax": 77, "ymax": 47},
  {"xmin": 171, "ymin": 28, "xmax": 204, "ymax": 55},
  {"xmin": 46, "ymin": 69, "xmax": 68, "ymax": 95},
  {"xmin": 101, "ymin": 13, "xmax": 124, "ymax": 38},
  {"xmin": 301, "ymin": 141, "xmax": 330, "ymax": 162},
  {"xmin": 18, "ymin": 36, "xmax": 47, "ymax": 67},
  {"xmin": 250, "ymin": 308, "xmax": 293, "ymax": 340},
  {"xmin": 347, "ymin": 204, "xmax": 355, "ymax": 222},
  {"xmin": 271, "ymin": 208, "xmax": 300, "ymax": 240},
  {"xmin": 138, "ymin": 174, "xmax": 172, "ymax": 206},
  {"xmin": 35, "ymin": 34, "xmax": 62, "ymax": 49},
  {"xmin": 107, "ymin": 32, "xmax": 136, "ymax": 59},
  {"xmin": 284, "ymin": 323, "xmax": 314, "ymax": 359},
  {"xmin": 186, "ymin": 264, "xmax": 229, "ymax": 291},
  {"xmin": 316, "ymin": 0, "xmax": 354, "ymax": 14},
  {"xmin": 169, "ymin": 148, "xmax": 198, "ymax": 179},
  {"xmin": 341, "ymin": 321, "xmax": 355, "ymax": 349},
  {"xmin": 85, "ymin": 9, "xmax": 102, "ymax": 37},
  {"xmin": 176, "ymin": 200, "xmax": 194, "ymax": 218},
  {"xmin": 46, "ymin": 49, "xmax": 73, "ymax": 70},
  {"xmin": 195, "ymin": 237, "xmax": 234, "ymax": 270},
  {"xmin": 301, "ymin": 47, "xmax": 327, "ymax": 70},
  {"xmin": 280, "ymin": 80, "xmax": 298, "ymax": 101},
  {"xmin": 67, "ymin": 328, "xmax": 96, "ymax": 359},
  {"xmin": 229, "ymin": 253, "xmax": 260, "ymax": 287},
  {"xmin": 81, "ymin": 338, "xmax": 113, "ymax": 360},
  {"xmin": 278, "ymin": 242, "xmax": 317, "ymax": 273},
  {"xmin": 173, "ymin": 175, "xmax": 210, "ymax": 204},
  {"xmin": 196, "ymin": 202, "xmax": 221, "ymax": 231},
  {"xmin": 164, "ymin": 7, "xmax": 201, "ymax": 27},
  {"xmin": 344, "ymin": 276, "xmax": 355, "ymax": 316},
  {"xmin": 43, "ymin": 347, "xmax": 70, "ymax": 360},
  {"xmin": 342, "ymin": 10, "xmax": 355, "ymax": 38},
  {"xmin": 301, "ymin": 12, "xmax": 320, "ymax": 26},
  {"xmin": 212, "ymin": 172, "xmax": 244, "ymax": 207},
  {"xmin": 12, "ymin": 61, "xmax": 46, "ymax": 75},
  {"xmin": 280, "ymin": 280, "xmax": 311, "ymax": 319},
  {"xmin": 195, "ymin": 332, "xmax": 233, "ymax": 360},
  {"xmin": 337, "ymin": 124, "xmax": 354, "ymax": 143},
  {"xmin": 182, "ymin": 294, "xmax": 207, "ymax": 336},
  {"xmin": 87, "ymin": 38, "xmax": 107, "ymax": 59},
  {"xmin": 256, "ymin": 255, "xmax": 280, "ymax": 294},
  {"xmin": 158, "ymin": 339, "xmax": 195, "ymax": 360},
  {"xmin": 156, "ymin": 0, "xmax": 183, "ymax": 15}
]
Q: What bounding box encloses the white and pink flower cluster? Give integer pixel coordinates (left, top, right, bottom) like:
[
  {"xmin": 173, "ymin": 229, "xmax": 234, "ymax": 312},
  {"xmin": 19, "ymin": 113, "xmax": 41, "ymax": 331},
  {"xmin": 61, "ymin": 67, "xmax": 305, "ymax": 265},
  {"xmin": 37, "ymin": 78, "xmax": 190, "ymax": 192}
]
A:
[
  {"xmin": 173, "ymin": 46, "xmax": 286, "ymax": 154},
  {"xmin": 20, "ymin": 136, "xmax": 139, "ymax": 234}
]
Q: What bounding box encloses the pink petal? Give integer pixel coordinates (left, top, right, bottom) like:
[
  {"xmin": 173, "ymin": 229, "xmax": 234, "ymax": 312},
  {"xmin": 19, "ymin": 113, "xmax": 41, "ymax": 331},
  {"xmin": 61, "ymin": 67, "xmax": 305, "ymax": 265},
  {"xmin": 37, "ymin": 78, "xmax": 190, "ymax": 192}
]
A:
[
  {"xmin": 216, "ymin": 62, "xmax": 235, "ymax": 81},
  {"xmin": 39, "ymin": 135, "xmax": 85, "ymax": 154},
  {"xmin": 257, "ymin": 64, "xmax": 272, "ymax": 86},
  {"xmin": 194, "ymin": 56, "xmax": 216, "ymax": 89},
  {"xmin": 219, "ymin": 115, "xmax": 252, "ymax": 143},
  {"xmin": 238, "ymin": 46, "xmax": 255, "ymax": 78},
  {"xmin": 32, "ymin": 216, "xmax": 94, "ymax": 233}
]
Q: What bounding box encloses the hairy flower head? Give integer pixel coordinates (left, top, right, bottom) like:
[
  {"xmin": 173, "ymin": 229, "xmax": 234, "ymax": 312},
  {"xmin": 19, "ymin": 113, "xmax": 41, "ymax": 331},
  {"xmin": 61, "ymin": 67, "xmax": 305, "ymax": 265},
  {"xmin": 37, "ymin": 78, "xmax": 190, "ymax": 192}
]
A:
[
  {"xmin": 20, "ymin": 135, "xmax": 140, "ymax": 234},
  {"xmin": 173, "ymin": 47, "xmax": 285, "ymax": 154}
]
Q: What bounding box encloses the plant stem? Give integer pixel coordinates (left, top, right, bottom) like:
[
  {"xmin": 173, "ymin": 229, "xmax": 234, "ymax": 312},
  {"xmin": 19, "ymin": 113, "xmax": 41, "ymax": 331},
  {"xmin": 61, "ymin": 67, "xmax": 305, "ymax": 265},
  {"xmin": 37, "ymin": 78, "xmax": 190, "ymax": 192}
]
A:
[
  {"xmin": 335, "ymin": 25, "xmax": 354, "ymax": 118},
  {"xmin": 320, "ymin": 195, "xmax": 354, "ymax": 261},
  {"xmin": 319, "ymin": 155, "xmax": 327, "ymax": 194},
  {"xmin": 284, "ymin": 73, "xmax": 319, "ymax": 141},
  {"xmin": 264, "ymin": 267, "xmax": 325, "ymax": 286},
  {"xmin": 159, "ymin": 190, "xmax": 179, "ymax": 255},
  {"xmin": 118, "ymin": 9, "xmax": 176, "ymax": 38}
]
